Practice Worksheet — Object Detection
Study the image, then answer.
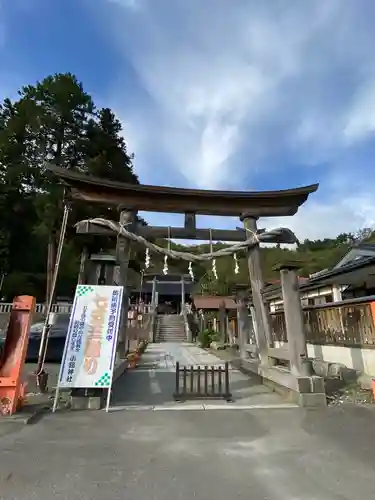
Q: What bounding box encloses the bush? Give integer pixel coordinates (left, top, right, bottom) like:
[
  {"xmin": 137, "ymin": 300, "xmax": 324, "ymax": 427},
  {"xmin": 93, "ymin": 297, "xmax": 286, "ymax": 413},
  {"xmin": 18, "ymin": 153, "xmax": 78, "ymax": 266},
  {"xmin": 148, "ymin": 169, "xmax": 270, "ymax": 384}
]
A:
[
  {"xmin": 138, "ymin": 340, "xmax": 148, "ymax": 354},
  {"xmin": 198, "ymin": 329, "xmax": 217, "ymax": 348}
]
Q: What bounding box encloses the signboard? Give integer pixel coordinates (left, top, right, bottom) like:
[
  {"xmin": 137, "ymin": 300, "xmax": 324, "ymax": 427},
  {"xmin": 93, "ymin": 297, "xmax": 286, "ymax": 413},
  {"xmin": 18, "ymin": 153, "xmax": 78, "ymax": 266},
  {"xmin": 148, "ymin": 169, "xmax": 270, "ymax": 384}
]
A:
[{"xmin": 56, "ymin": 285, "xmax": 123, "ymax": 391}]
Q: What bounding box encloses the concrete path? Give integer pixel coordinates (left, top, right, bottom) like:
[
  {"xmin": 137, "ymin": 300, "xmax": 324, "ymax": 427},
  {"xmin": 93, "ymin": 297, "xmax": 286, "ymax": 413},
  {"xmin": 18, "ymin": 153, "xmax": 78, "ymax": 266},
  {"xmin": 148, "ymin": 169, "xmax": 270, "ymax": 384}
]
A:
[{"xmin": 110, "ymin": 343, "xmax": 290, "ymax": 410}]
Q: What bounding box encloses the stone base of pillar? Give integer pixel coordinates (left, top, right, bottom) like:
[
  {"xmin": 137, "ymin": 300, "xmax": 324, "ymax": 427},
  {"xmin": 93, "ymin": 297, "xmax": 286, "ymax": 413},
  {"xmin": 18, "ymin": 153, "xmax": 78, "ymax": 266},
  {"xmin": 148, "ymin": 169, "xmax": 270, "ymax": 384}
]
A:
[
  {"xmin": 69, "ymin": 388, "xmax": 104, "ymax": 410},
  {"xmin": 68, "ymin": 359, "xmax": 127, "ymax": 411},
  {"xmin": 297, "ymin": 392, "xmax": 327, "ymax": 407},
  {"xmin": 264, "ymin": 370, "xmax": 326, "ymax": 407},
  {"xmin": 239, "ymin": 360, "xmax": 327, "ymax": 408},
  {"xmin": 70, "ymin": 395, "xmax": 103, "ymax": 410}
]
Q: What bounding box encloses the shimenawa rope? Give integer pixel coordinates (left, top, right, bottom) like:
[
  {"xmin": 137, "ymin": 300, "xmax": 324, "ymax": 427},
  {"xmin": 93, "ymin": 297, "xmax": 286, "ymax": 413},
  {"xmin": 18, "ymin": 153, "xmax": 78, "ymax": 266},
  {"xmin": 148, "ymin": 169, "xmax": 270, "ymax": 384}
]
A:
[{"xmin": 76, "ymin": 218, "xmax": 297, "ymax": 263}]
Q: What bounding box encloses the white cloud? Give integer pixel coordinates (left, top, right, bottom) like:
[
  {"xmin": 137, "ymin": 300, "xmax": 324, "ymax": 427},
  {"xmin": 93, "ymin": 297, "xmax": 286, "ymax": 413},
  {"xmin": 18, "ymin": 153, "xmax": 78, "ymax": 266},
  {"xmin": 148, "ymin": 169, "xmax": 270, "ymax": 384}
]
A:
[
  {"xmin": 101, "ymin": 0, "xmax": 370, "ymax": 186},
  {"xmin": 2, "ymin": 0, "xmax": 375, "ymax": 241},
  {"xmin": 95, "ymin": 0, "xmax": 375, "ymax": 240},
  {"xmin": 106, "ymin": 0, "xmax": 139, "ymax": 8},
  {"xmin": 343, "ymin": 74, "xmax": 375, "ymax": 142}
]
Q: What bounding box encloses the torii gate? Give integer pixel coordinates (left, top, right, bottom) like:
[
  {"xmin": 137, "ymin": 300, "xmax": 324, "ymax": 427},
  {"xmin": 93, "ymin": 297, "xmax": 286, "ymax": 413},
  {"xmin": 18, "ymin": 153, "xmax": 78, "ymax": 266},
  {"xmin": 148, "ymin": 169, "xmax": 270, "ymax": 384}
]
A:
[{"xmin": 47, "ymin": 165, "xmax": 324, "ymax": 406}]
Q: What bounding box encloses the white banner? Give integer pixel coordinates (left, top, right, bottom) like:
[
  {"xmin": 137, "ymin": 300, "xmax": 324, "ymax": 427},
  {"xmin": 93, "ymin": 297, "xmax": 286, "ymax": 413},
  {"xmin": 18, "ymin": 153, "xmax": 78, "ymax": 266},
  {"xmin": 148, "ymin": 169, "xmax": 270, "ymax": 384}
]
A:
[{"xmin": 57, "ymin": 285, "xmax": 123, "ymax": 389}]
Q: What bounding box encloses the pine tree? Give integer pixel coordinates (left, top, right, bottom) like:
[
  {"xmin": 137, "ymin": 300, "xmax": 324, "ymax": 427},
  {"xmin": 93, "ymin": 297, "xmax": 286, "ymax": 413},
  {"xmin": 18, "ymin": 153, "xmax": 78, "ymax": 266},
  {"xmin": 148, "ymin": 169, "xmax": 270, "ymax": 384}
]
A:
[{"xmin": 84, "ymin": 107, "xmax": 138, "ymax": 183}]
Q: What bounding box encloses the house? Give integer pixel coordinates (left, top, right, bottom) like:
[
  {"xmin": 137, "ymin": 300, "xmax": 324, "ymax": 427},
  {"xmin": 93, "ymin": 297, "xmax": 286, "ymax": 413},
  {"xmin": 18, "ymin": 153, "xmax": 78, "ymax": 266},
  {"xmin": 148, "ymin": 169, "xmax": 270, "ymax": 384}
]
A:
[{"xmin": 264, "ymin": 242, "xmax": 375, "ymax": 309}]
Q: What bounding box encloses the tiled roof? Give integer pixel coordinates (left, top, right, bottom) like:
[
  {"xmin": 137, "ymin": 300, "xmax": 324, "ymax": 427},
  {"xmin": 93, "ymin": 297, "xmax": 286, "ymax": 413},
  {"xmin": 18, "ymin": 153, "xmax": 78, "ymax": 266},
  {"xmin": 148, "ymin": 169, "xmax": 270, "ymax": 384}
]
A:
[{"xmin": 192, "ymin": 295, "xmax": 237, "ymax": 310}]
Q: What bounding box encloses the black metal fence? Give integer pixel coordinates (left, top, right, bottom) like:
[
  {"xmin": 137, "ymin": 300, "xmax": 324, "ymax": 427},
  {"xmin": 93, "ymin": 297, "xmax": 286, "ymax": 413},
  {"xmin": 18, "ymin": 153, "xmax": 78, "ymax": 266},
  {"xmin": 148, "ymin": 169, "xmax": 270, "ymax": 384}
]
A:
[{"xmin": 173, "ymin": 362, "xmax": 232, "ymax": 401}]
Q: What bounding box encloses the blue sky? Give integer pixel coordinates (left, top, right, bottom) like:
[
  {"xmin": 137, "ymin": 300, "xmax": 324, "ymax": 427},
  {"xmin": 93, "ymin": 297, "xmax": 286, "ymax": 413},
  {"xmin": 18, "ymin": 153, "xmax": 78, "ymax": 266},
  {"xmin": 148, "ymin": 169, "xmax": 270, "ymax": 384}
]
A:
[{"xmin": 2, "ymin": 0, "xmax": 375, "ymax": 240}]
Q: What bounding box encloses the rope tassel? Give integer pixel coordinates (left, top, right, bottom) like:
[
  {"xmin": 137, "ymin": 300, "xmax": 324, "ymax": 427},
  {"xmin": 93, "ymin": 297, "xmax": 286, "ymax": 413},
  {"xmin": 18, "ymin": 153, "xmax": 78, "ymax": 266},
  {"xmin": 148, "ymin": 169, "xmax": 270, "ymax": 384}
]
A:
[
  {"xmin": 163, "ymin": 255, "xmax": 168, "ymax": 275},
  {"xmin": 234, "ymin": 253, "xmax": 239, "ymax": 274},
  {"xmin": 188, "ymin": 261, "xmax": 194, "ymax": 281},
  {"xmin": 145, "ymin": 248, "xmax": 150, "ymax": 269},
  {"xmin": 163, "ymin": 226, "xmax": 171, "ymax": 275},
  {"xmin": 212, "ymin": 259, "xmax": 218, "ymax": 279}
]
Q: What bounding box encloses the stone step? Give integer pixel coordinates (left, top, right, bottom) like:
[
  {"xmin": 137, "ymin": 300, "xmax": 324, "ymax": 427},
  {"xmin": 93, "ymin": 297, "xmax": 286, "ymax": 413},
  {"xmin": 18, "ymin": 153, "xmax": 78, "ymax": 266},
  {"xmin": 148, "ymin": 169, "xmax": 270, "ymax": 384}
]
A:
[
  {"xmin": 157, "ymin": 336, "xmax": 185, "ymax": 339},
  {"xmin": 158, "ymin": 315, "xmax": 183, "ymax": 319},
  {"xmin": 156, "ymin": 332, "xmax": 186, "ymax": 337},
  {"xmin": 158, "ymin": 323, "xmax": 184, "ymax": 326},
  {"xmin": 158, "ymin": 326, "xmax": 184, "ymax": 330},
  {"xmin": 158, "ymin": 321, "xmax": 184, "ymax": 325},
  {"xmin": 156, "ymin": 333, "xmax": 186, "ymax": 339},
  {"xmin": 158, "ymin": 334, "xmax": 184, "ymax": 337},
  {"xmin": 156, "ymin": 335, "xmax": 186, "ymax": 339}
]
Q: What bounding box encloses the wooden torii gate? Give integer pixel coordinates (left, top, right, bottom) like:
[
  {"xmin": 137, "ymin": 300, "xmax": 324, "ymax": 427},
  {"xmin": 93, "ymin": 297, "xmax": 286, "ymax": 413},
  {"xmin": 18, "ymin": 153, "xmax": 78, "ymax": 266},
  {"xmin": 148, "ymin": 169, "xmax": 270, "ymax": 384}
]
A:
[{"xmin": 47, "ymin": 165, "xmax": 324, "ymax": 406}]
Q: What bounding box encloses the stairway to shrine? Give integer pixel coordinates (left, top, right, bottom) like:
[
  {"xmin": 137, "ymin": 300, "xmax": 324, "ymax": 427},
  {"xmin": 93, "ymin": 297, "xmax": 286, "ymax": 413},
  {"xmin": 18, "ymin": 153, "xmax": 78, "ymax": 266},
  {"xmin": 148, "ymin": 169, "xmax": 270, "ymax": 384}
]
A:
[{"xmin": 155, "ymin": 314, "xmax": 186, "ymax": 342}]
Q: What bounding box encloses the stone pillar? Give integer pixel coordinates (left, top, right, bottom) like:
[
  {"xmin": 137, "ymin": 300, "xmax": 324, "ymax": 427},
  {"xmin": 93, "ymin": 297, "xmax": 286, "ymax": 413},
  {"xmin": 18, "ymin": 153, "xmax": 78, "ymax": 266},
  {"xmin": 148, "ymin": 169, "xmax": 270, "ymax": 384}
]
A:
[
  {"xmin": 89, "ymin": 253, "xmax": 116, "ymax": 286},
  {"xmin": 276, "ymin": 263, "xmax": 311, "ymax": 377},
  {"xmin": 240, "ymin": 214, "xmax": 272, "ymax": 366},
  {"xmin": 149, "ymin": 276, "xmax": 157, "ymax": 342},
  {"xmin": 236, "ymin": 294, "xmax": 249, "ymax": 360},
  {"xmin": 181, "ymin": 276, "xmax": 185, "ymax": 314},
  {"xmin": 249, "ymin": 305, "xmax": 260, "ymax": 345},
  {"xmin": 77, "ymin": 247, "xmax": 88, "ymax": 284},
  {"xmin": 151, "ymin": 276, "xmax": 157, "ymax": 307},
  {"xmin": 116, "ymin": 208, "xmax": 136, "ymax": 358}
]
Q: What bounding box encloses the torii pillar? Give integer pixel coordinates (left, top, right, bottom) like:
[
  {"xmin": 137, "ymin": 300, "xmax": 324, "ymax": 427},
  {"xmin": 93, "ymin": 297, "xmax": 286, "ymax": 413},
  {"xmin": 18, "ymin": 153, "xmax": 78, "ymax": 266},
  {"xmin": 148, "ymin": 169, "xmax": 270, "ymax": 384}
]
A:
[
  {"xmin": 116, "ymin": 207, "xmax": 137, "ymax": 358},
  {"xmin": 240, "ymin": 214, "xmax": 273, "ymax": 367}
]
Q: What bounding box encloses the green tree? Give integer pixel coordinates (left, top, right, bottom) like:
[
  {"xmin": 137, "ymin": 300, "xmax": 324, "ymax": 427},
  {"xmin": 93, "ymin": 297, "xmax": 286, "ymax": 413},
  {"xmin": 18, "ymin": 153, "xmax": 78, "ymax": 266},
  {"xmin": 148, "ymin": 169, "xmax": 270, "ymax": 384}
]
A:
[
  {"xmin": 84, "ymin": 108, "xmax": 138, "ymax": 183},
  {"xmin": 17, "ymin": 73, "xmax": 96, "ymax": 300},
  {"xmin": 0, "ymin": 72, "xmax": 141, "ymax": 301}
]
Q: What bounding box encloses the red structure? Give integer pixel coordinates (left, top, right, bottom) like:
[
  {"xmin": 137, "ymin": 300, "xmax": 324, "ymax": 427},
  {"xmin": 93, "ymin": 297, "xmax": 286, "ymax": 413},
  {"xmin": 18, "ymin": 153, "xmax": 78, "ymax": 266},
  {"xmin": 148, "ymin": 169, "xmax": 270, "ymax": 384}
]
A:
[{"xmin": 0, "ymin": 296, "xmax": 36, "ymax": 416}]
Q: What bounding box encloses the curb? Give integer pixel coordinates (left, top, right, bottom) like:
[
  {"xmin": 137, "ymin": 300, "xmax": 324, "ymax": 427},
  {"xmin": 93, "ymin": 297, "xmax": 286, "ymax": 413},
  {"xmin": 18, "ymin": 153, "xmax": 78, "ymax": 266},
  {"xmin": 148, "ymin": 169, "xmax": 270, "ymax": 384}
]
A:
[{"xmin": 0, "ymin": 405, "xmax": 50, "ymax": 425}]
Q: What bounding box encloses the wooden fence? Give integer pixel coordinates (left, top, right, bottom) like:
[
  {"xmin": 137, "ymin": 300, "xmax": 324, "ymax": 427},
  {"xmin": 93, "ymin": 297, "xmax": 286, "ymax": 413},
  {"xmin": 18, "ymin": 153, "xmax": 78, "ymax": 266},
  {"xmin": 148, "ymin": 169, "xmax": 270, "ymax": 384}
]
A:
[{"xmin": 270, "ymin": 296, "xmax": 375, "ymax": 347}]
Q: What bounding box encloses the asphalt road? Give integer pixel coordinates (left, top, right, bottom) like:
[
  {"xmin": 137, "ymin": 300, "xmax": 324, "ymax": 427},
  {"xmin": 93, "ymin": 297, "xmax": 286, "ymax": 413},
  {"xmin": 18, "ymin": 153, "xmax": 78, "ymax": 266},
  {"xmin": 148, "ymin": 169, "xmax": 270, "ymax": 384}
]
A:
[
  {"xmin": 1, "ymin": 345, "xmax": 375, "ymax": 499},
  {"xmin": 1, "ymin": 405, "xmax": 375, "ymax": 499}
]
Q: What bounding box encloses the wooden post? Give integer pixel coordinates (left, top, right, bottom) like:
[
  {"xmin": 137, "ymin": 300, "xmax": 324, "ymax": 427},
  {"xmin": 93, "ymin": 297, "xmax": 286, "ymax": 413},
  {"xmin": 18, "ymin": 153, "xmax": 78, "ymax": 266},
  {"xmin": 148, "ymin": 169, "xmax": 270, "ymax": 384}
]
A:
[
  {"xmin": 116, "ymin": 208, "xmax": 137, "ymax": 358},
  {"xmin": 0, "ymin": 296, "xmax": 36, "ymax": 415},
  {"xmin": 202, "ymin": 312, "xmax": 207, "ymax": 331},
  {"xmin": 240, "ymin": 214, "xmax": 272, "ymax": 366},
  {"xmin": 218, "ymin": 300, "xmax": 226, "ymax": 344},
  {"xmin": 275, "ymin": 263, "xmax": 311, "ymax": 377}
]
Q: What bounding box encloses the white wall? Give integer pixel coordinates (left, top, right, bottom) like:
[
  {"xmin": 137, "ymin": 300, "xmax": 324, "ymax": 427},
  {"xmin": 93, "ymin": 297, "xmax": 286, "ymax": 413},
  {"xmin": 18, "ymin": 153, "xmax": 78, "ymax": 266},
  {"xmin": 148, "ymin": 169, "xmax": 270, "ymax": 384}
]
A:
[
  {"xmin": 307, "ymin": 344, "xmax": 375, "ymax": 377},
  {"xmin": 274, "ymin": 340, "xmax": 375, "ymax": 376}
]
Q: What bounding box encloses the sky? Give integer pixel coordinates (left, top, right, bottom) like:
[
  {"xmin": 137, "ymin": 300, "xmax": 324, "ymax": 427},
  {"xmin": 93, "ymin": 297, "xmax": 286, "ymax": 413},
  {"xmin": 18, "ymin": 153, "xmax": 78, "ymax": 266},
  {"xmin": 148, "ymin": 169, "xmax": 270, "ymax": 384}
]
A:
[{"xmin": 2, "ymin": 0, "xmax": 375, "ymax": 242}]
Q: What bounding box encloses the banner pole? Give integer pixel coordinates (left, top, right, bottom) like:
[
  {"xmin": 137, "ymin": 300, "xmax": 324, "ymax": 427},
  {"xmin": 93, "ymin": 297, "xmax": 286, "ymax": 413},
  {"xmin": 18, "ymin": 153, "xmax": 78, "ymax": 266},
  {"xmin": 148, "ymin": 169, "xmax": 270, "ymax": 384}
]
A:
[
  {"xmin": 52, "ymin": 386, "xmax": 60, "ymax": 413},
  {"xmin": 105, "ymin": 286, "xmax": 124, "ymax": 412},
  {"xmin": 105, "ymin": 386, "xmax": 112, "ymax": 413}
]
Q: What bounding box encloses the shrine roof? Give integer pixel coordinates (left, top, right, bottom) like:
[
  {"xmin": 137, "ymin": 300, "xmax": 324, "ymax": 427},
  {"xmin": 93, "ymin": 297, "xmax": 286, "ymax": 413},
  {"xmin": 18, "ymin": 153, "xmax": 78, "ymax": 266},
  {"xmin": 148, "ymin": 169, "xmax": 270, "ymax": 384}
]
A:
[
  {"xmin": 48, "ymin": 165, "xmax": 318, "ymax": 217},
  {"xmin": 192, "ymin": 295, "xmax": 237, "ymax": 310}
]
